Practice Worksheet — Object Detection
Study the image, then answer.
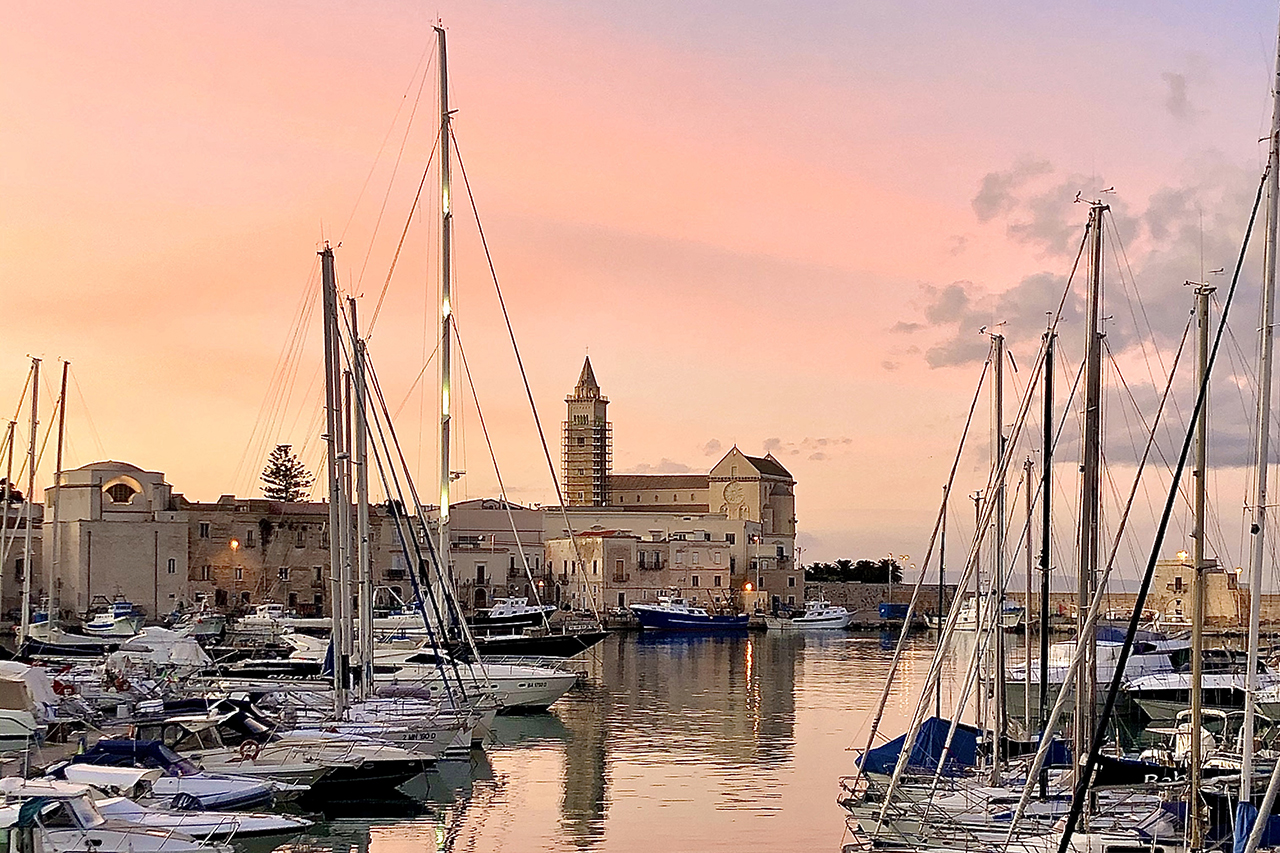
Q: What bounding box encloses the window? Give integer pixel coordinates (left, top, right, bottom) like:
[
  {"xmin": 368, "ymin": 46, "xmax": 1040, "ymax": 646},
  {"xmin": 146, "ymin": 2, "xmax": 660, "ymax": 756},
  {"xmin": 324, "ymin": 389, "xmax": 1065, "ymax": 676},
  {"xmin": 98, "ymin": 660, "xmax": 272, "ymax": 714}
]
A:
[
  {"xmin": 106, "ymin": 482, "xmax": 135, "ymax": 503},
  {"xmin": 314, "ymin": 593, "xmax": 324, "ymax": 607},
  {"xmin": 320, "ymin": 529, "xmax": 329, "ymax": 548},
  {"xmin": 295, "ymin": 530, "xmax": 305, "ymax": 548},
  {"xmin": 314, "ymin": 566, "xmax": 324, "ymax": 583},
  {"xmin": 245, "ymin": 529, "xmax": 255, "ymax": 548},
  {"xmin": 788, "ymin": 576, "xmax": 796, "ymax": 588},
  {"xmin": 691, "ymin": 552, "xmax": 699, "ymax": 565},
  {"xmin": 726, "ymin": 533, "xmax": 735, "ymax": 545},
  {"xmin": 13, "ymin": 558, "xmax": 22, "ymax": 582},
  {"xmin": 692, "ymin": 575, "xmax": 700, "ymax": 587},
  {"xmin": 787, "ymin": 595, "xmax": 796, "ymax": 605},
  {"xmin": 234, "ymin": 567, "xmax": 244, "ymax": 581},
  {"xmin": 592, "ymin": 560, "xmax": 598, "ymax": 575},
  {"xmin": 241, "ymin": 591, "xmax": 251, "ymax": 604},
  {"xmin": 618, "ymin": 592, "xmax": 626, "ymax": 608},
  {"xmin": 654, "ymin": 494, "xmax": 659, "ymax": 502},
  {"xmin": 167, "ymin": 558, "xmax": 176, "ymax": 575},
  {"xmin": 1173, "ymin": 576, "xmax": 1184, "ymax": 592},
  {"xmin": 675, "ymin": 551, "xmax": 683, "ymax": 565},
  {"xmin": 714, "ymin": 575, "xmax": 722, "ymax": 587},
  {"xmin": 278, "ymin": 567, "xmax": 290, "ymax": 581},
  {"xmin": 476, "ymin": 565, "xmax": 486, "ymax": 585},
  {"xmin": 713, "ymin": 552, "xmax": 722, "ymax": 565},
  {"xmin": 199, "ymin": 522, "xmax": 210, "ymax": 539},
  {"xmin": 577, "ymin": 491, "xmax": 585, "ymax": 501},
  {"xmin": 777, "ymin": 545, "xmax": 785, "ymax": 558},
  {"xmin": 199, "ymin": 565, "xmax": 211, "ymax": 581},
  {"xmin": 288, "ymin": 593, "xmax": 298, "ymax": 607}
]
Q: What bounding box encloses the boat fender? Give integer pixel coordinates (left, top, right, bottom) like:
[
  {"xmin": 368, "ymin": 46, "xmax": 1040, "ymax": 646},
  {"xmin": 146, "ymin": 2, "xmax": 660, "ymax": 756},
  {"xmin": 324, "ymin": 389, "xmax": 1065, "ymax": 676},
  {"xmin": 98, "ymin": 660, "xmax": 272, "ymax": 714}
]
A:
[{"xmin": 238, "ymin": 741, "xmax": 262, "ymax": 761}]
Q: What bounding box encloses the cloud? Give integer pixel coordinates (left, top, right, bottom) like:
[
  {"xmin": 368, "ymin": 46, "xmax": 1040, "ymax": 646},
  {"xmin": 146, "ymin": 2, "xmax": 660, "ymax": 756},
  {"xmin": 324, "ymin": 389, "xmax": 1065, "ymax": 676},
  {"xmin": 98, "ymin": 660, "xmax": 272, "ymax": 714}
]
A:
[
  {"xmin": 890, "ymin": 321, "xmax": 922, "ymax": 334},
  {"xmin": 701, "ymin": 438, "xmax": 722, "ymax": 456},
  {"xmin": 621, "ymin": 458, "xmax": 695, "ymax": 474},
  {"xmin": 882, "ymin": 360, "xmax": 900, "ymax": 371},
  {"xmin": 971, "ymin": 159, "xmax": 1052, "ymax": 223},
  {"xmin": 763, "ymin": 437, "xmax": 783, "ymax": 454},
  {"xmin": 1161, "ymin": 71, "xmax": 1191, "ymax": 120}
]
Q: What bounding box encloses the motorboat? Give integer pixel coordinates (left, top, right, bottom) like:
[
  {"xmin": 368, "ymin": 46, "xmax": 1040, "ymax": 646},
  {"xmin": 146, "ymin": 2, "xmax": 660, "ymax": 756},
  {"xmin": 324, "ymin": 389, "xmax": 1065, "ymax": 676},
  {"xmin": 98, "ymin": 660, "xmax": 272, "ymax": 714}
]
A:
[
  {"xmin": 764, "ymin": 600, "xmax": 853, "ymax": 631},
  {"xmin": 131, "ymin": 700, "xmax": 428, "ymax": 791},
  {"xmin": 67, "ymin": 740, "xmax": 283, "ymax": 810},
  {"xmin": 467, "ymin": 598, "xmax": 558, "ymax": 633},
  {"xmin": 1005, "ymin": 630, "xmax": 1187, "ymax": 716},
  {"xmin": 57, "ymin": 765, "xmax": 312, "ymax": 839},
  {"xmin": 0, "ymin": 661, "xmax": 59, "ymax": 750},
  {"xmin": 1126, "ymin": 659, "xmax": 1280, "ymax": 724},
  {"xmin": 0, "ymin": 776, "xmax": 234, "ymax": 853},
  {"xmin": 629, "ymin": 597, "xmax": 749, "ymax": 631},
  {"xmin": 929, "ymin": 595, "xmax": 1023, "ymax": 631}
]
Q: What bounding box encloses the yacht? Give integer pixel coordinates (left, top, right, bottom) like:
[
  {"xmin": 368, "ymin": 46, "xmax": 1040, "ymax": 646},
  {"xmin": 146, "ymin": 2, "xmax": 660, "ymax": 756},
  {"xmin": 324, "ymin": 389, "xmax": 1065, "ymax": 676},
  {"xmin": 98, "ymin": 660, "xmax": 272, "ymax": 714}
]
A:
[
  {"xmin": 468, "ymin": 597, "xmax": 558, "ymax": 633},
  {"xmin": 764, "ymin": 600, "xmax": 853, "ymax": 631}
]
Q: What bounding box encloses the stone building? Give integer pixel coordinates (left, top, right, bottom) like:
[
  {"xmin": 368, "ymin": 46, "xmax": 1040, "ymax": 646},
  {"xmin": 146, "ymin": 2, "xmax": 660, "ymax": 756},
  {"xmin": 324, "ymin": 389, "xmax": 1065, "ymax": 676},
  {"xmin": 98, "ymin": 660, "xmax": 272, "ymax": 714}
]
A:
[
  {"xmin": 429, "ymin": 498, "xmax": 548, "ymax": 611},
  {"xmin": 0, "ymin": 500, "xmax": 41, "ymax": 620},
  {"xmin": 557, "ymin": 360, "xmax": 800, "ymax": 607},
  {"xmin": 42, "ymin": 461, "xmax": 185, "ymax": 621}
]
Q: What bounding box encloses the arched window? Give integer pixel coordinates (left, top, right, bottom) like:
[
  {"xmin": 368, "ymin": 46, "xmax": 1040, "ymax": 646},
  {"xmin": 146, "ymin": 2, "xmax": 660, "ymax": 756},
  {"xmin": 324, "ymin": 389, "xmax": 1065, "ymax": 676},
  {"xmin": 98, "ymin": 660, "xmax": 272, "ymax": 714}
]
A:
[{"xmin": 106, "ymin": 483, "xmax": 136, "ymax": 504}]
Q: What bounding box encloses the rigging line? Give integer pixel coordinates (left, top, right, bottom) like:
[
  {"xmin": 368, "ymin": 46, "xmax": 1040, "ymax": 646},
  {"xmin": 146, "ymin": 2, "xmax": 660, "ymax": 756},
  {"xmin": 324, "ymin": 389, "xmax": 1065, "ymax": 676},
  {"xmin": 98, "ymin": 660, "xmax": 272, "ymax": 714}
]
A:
[
  {"xmin": 450, "ymin": 130, "xmax": 602, "ymax": 618},
  {"xmin": 355, "ymin": 42, "xmax": 436, "ymax": 292},
  {"xmin": 1005, "ymin": 267, "xmax": 1194, "ymax": 841},
  {"xmin": 366, "ymin": 130, "xmax": 442, "ymax": 334},
  {"xmin": 1056, "ymin": 164, "xmax": 1270, "ymax": 853},
  {"xmin": 850, "ymin": 356, "xmax": 990, "ymax": 755},
  {"xmin": 454, "ymin": 323, "xmax": 550, "ymax": 622},
  {"xmin": 68, "ymin": 372, "xmax": 106, "ymax": 460},
  {"xmin": 341, "ymin": 38, "xmax": 437, "ymax": 244},
  {"xmin": 392, "ymin": 342, "xmax": 441, "ymax": 419}
]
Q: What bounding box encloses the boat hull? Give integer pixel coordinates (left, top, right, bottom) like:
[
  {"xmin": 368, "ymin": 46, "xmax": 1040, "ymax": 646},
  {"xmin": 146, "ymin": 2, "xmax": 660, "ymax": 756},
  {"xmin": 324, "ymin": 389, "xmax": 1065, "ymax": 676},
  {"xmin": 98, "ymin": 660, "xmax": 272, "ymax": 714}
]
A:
[{"xmin": 631, "ymin": 608, "xmax": 748, "ymax": 632}]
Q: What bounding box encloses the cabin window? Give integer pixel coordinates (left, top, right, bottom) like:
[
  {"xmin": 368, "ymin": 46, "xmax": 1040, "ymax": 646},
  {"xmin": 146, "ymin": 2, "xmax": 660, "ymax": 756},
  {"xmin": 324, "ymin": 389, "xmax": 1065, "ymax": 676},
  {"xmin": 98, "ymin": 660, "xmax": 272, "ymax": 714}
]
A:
[
  {"xmin": 199, "ymin": 522, "xmax": 210, "ymax": 539},
  {"xmin": 167, "ymin": 558, "xmax": 176, "ymax": 575}
]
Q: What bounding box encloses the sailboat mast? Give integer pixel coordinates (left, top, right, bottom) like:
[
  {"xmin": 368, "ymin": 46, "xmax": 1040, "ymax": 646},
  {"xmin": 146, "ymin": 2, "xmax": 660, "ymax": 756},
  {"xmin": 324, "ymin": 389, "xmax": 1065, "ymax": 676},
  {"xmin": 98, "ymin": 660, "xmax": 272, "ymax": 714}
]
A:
[
  {"xmin": 339, "ymin": 369, "xmax": 354, "ymax": 693},
  {"xmin": 971, "ymin": 489, "xmax": 984, "ymax": 732},
  {"xmin": 1242, "ymin": 16, "xmax": 1280, "ymax": 805},
  {"xmin": 1024, "ymin": 455, "xmax": 1033, "ymax": 726},
  {"xmin": 991, "ymin": 332, "xmax": 1007, "ymax": 784},
  {"xmin": 1074, "ymin": 202, "xmax": 1106, "ymax": 797},
  {"xmin": 1190, "ymin": 281, "xmax": 1214, "ymax": 850},
  {"xmin": 937, "ymin": 485, "xmax": 946, "ymax": 721},
  {"xmin": 436, "ymin": 24, "xmax": 454, "ymax": 596},
  {"xmin": 320, "ymin": 245, "xmax": 346, "ymax": 715},
  {"xmin": 48, "ymin": 361, "xmax": 68, "ymax": 622},
  {"xmin": 350, "ymin": 297, "xmax": 374, "ymax": 698},
  {"xmin": 19, "ymin": 358, "xmax": 38, "ymax": 644},
  {"xmin": 0, "ymin": 421, "xmax": 14, "ymax": 615},
  {"xmin": 1039, "ymin": 329, "xmax": 1054, "ymax": 799}
]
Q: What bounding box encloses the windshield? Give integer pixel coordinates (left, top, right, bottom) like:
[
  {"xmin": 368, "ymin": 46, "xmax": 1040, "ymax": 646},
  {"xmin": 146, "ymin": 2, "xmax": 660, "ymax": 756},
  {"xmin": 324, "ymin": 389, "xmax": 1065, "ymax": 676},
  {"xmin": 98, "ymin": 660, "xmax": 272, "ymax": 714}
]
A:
[
  {"xmin": 157, "ymin": 743, "xmax": 199, "ymax": 775},
  {"xmin": 60, "ymin": 797, "xmax": 105, "ymax": 830}
]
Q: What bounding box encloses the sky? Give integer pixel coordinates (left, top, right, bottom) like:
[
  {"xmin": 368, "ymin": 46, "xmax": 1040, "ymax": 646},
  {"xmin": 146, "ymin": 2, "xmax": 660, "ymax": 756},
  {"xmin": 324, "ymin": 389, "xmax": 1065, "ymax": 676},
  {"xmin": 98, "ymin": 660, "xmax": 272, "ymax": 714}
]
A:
[{"xmin": 4, "ymin": 1, "xmax": 1280, "ymax": 571}]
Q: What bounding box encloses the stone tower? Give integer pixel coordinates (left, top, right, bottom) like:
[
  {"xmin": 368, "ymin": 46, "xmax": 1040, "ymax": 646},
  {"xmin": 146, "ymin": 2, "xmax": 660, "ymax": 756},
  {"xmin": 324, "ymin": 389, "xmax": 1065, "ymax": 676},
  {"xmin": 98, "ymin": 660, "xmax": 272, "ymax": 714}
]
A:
[{"xmin": 563, "ymin": 357, "xmax": 611, "ymax": 506}]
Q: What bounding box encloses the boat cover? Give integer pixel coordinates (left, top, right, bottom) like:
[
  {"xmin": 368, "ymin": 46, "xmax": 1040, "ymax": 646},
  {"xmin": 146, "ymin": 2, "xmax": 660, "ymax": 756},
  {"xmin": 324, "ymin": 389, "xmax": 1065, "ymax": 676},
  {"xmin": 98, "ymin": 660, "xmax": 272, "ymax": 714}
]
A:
[{"xmin": 856, "ymin": 717, "xmax": 980, "ymax": 777}]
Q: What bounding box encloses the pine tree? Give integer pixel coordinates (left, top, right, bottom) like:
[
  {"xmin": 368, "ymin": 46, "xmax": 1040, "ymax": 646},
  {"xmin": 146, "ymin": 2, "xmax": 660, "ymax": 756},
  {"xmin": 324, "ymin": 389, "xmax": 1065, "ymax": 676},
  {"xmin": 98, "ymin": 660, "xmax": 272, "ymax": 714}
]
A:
[{"xmin": 261, "ymin": 445, "xmax": 314, "ymax": 502}]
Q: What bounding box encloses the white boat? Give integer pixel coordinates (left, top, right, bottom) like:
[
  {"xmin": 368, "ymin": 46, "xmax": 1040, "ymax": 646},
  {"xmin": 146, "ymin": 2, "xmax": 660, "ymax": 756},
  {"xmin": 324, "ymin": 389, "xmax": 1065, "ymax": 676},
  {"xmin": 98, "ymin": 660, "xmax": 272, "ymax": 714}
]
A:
[
  {"xmin": 237, "ymin": 602, "xmax": 427, "ymax": 637},
  {"xmin": 0, "ymin": 777, "xmax": 233, "ymax": 853},
  {"xmin": 1127, "ymin": 666, "xmax": 1280, "ymax": 723},
  {"xmin": 372, "ymin": 647, "xmax": 579, "ymax": 711},
  {"xmin": 59, "ymin": 766, "xmax": 311, "ymax": 839},
  {"xmin": 764, "ymin": 600, "xmax": 853, "ymax": 631},
  {"xmin": 934, "ymin": 595, "xmax": 1023, "ymax": 631},
  {"xmin": 0, "ymin": 661, "xmax": 58, "ymax": 750},
  {"xmin": 1005, "ymin": 634, "xmax": 1187, "ymax": 715}
]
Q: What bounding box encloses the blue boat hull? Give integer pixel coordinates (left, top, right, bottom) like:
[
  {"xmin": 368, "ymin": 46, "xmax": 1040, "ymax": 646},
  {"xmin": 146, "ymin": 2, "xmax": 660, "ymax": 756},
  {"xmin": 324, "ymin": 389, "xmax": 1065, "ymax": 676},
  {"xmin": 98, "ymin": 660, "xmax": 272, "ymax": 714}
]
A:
[{"xmin": 631, "ymin": 609, "xmax": 749, "ymax": 631}]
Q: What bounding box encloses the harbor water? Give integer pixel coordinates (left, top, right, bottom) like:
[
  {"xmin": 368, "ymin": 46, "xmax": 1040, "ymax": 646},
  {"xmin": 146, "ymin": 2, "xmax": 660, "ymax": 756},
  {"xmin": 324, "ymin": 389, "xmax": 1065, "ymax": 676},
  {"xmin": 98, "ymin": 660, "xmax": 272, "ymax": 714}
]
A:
[{"xmin": 267, "ymin": 631, "xmax": 957, "ymax": 853}]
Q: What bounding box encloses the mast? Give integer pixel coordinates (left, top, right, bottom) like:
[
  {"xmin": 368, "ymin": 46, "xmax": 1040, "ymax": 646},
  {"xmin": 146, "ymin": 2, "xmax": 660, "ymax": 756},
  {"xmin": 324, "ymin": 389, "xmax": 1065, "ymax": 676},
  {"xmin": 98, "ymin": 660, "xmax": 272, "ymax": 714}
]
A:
[
  {"xmin": 991, "ymin": 332, "xmax": 1006, "ymax": 784},
  {"xmin": 1039, "ymin": 330, "xmax": 1054, "ymax": 800},
  {"xmin": 1190, "ymin": 281, "xmax": 1214, "ymax": 851},
  {"xmin": 48, "ymin": 361, "xmax": 68, "ymax": 622},
  {"xmin": 436, "ymin": 23, "xmax": 455, "ymax": 600},
  {"xmin": 320, "ymin": 245, "xmax": 346, "ymax": 715},
  {"xmin": 350, "ymin": 297, "xmax": 374, "ymax": 698},
  {"xmin": 19, "ymin": 358, "xmax": 38, "ymax": 644},
  {"xmin": 970, "ymin": 489, "xmax": 984, "ymax": 732},
  {"xmin": 1242, "ymin": 13, "xmax": 1280, "ymax": 806},
  {"xmin": 0, "ymin": 421, "xmax": 14, "ymax": 616},
  {"xmin": 937, "ymin": 485, "xmax": 947, "ymax": 720},
  {"xmin": 1074, "ymin": 202, "xmax": 1106, "ymax": 792},
  {"xmin": 340, "ymin": 368, "xmax": 354, "ymax": 695},
  {"xmin": 1023, "ymin": 455, "xmax": 1033, "ymax": 726}
]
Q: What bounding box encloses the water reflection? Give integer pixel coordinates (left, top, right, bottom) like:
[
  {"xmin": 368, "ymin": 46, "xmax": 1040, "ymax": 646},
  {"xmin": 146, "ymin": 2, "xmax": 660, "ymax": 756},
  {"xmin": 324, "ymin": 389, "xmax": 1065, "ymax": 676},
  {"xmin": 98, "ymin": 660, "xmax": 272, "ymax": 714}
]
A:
[{"xmin": 250, "ymin": 631, "xmax": 947, "ymax": 853}]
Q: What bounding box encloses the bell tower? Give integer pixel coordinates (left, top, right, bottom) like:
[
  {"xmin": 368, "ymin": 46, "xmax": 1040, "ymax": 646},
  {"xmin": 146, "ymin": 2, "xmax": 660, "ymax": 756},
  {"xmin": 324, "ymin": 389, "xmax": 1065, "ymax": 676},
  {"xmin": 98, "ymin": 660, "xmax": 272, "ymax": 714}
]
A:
[{"xmin": 563, "ymin": 357, "xmax": 611, "ymax": 506}]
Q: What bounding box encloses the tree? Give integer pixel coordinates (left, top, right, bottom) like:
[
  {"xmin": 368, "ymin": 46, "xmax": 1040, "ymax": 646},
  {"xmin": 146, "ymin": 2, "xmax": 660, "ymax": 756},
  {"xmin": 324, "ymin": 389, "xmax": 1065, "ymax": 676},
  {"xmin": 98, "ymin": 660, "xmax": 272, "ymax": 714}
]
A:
[
  {"xmin": 261, "ymin": 445, "xmax": 314, "ymax": 502},
  {"xmin": 804, "ymin": 557, "xmax": 903, "ymax": 584}
]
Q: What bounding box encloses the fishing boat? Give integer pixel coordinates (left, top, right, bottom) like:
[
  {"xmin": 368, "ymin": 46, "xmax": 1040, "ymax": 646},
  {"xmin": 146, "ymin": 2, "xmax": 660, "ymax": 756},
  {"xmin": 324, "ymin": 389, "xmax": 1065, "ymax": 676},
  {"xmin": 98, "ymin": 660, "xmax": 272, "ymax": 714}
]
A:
[
  {"xmin": 764, "ymin": 599, "xmax": 853, "ymax": 631},
  {"xmin": 629, "ymin": 597, "xmax": 749, "ymax": 631},
  {"xmin": 467, "ymin": 597, "xmax": 559, "ymax": 633},
  {"xmin": 84, "ymin": 600, "xmax": 143, "ymax": 638}
]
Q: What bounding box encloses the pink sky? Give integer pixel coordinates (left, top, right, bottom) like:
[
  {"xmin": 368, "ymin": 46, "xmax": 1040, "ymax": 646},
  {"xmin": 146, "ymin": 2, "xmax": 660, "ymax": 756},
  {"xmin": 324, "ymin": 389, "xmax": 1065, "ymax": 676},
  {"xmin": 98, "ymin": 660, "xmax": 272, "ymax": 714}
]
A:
[{"xmin": 3, "ymin": 1, "xmax": 1279, "ymax": 564}]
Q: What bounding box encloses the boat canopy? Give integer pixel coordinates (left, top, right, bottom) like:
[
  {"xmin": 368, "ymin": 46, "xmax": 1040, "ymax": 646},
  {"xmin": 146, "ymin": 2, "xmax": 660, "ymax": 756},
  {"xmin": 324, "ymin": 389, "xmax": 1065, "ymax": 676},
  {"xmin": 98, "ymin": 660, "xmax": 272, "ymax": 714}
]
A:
[{"xmin": 856, "ymin": 717, "xmax": 980, "ymax": 777}]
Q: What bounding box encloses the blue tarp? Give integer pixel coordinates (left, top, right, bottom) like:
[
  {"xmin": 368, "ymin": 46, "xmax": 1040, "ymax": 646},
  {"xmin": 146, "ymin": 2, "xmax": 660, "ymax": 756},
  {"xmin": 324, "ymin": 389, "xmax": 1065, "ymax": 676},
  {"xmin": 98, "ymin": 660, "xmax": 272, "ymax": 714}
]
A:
[
  {"xmin": 1233, "ymin": 802, "xmax": 1280, "ymax": 853},
  {"xmin": 857, "ymin": 717, "xmax": 981, "ymax": 777},
  {"xmin": 879, "ymin": 603, "xmax": 909, "ymax": 621}
]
